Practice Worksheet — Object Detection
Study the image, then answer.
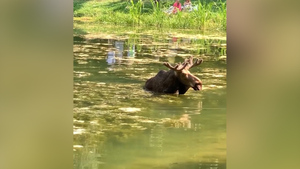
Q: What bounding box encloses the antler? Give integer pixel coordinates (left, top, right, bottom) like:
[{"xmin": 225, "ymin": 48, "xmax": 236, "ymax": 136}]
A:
[
  {"xmin": 184, "ymin": 56, "xmax": 194, "ymax": 65},
  {"xmin": 164, "ymin": 62, "xmax": 189, "ymax": 71},
  {"xmin": 189, "ymin": 58, "xmax": 203, "ymax": 69},
  {"xmin": 183, "ymin": 56, "xmax": 203, "ymax": 69}
]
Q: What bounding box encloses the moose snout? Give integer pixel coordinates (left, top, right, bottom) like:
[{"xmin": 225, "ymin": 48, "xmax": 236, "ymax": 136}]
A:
[
  {"xmin": 193, "ymin": 83, "xmax": 202, "ymax": 91},
  {"xmin": 191, "ymin": 77, "xmax": 202, "ymax": 91}
]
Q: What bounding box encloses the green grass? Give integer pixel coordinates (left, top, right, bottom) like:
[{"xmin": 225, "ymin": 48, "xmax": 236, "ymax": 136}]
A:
[{"xmin": 74, "ymin": 0, "xmax": 226, "ymax": 31}]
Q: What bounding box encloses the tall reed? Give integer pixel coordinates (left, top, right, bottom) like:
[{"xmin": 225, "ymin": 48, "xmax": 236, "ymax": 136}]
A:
[
  {"xmin": 215, "ymin": 0, "xmax": 227, "ymax": 30},
  {"xmin": 149, "ymin": 0, "xmax": 166, "ymax": 27},
  {"xmin": 191, "ymin": 0, "xmax": 213, "ymax": 30},
  {"xmin": 74, "ymin": 0, "xmax": 227, "ymax": 31},
  {"xmin": 128, "ymin": 0, "xmax": 144, "ymax": 26}
]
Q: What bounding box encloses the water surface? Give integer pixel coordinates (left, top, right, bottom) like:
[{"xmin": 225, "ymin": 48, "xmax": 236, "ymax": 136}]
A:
[{"xmin": 73, "ymin": 31, "xmax": 226, "ymax": 169}]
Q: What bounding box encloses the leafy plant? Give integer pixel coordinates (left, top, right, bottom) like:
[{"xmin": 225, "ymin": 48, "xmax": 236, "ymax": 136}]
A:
[
  {"xmin": 128, "ymin": 0, "xmax": 144, "ymax": 26},
  {"xmin": 74, "ymin": 0, "xmax": 227, "ymax": 31}
]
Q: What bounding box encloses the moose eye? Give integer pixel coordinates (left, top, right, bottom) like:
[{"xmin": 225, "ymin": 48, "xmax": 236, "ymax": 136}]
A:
[{"xmin": 181, "ymin": 73, "xmax": 188, "ymax": 78}]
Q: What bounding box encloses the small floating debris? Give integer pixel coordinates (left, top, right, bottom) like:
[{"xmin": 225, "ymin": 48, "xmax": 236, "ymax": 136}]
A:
[
  {"xmin": 118, "ymin": 107, "xmax": 141, "ymax": 113},
  {"xmin": 78, "ymin": 107, "xmax": 90, "ymax": 111},
  {"xmin": 78, "ymin": 54, "xmax": 89, "ymax": 57},
  {"xmin": 218, "ymin": 55, "xmax": 226, "ymax": 60},
  {"xmin": 140, "ymin": 120, "xmax": 156, "ymax": 123},
  {"xmin": 206, "ymin": 85, "xmax": 225, "ymax": 89},
  {"xmin": 177, "ymin": 53, "xmax": 192, "ymax": 57},
  {"xmin": 90, "ymin": 120, "xmax": 99, "ymax": 125},
  {"xmin": 212, "ymin": 74, "xmax": 225, "ymax": 77},
  {"xmin": 96, "ymin": 82, "xmax": 106, "ymax": 86},
  {"xmin": 73, "ymin": 128, "xmax": 85, "ymax": 135},
  {"xmin": 74, "ymin": 120, "xmax": 84, "ymax": 123},
  {"xmin": 73, "ymin": 145, "xmax": 83, "ymax": 148},
  {"xmin": 77, "ymin": 60, "xmax": 88, "ymax": 64},
  {"xmin": 83, "ymin": 45, "xmax": 93, "ymax": 48},
  {"xmin": 134, "ymin": 126, "xmax": 147, "ymax": 130},
  {"xmin": 74, "ymin": 71, "xmax": 91, "ymax": 78}
]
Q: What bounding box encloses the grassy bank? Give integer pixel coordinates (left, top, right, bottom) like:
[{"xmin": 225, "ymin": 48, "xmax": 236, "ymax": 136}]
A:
[{"xmin": 74, "ymin": 0, "xmax": 226, "ymax": 31}]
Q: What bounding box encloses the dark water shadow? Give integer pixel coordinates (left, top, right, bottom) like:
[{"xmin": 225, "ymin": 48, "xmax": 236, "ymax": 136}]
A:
[
  {"xmin": 166, "ymin": 160, "xmax": 226, "ymax": 169},
  {"xmin": 73, "ymin": 28, "xmax": 88, "ymax": 36}
]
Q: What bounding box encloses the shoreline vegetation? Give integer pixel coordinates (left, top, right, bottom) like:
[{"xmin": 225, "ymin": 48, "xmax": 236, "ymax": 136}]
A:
[{"xmin": 74, "ymin": 0, "xmax": 226, "ymax": 32}]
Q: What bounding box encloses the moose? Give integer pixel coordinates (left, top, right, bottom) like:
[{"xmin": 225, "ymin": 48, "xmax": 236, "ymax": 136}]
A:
[{"xmin": 144, "ymin": 57, "xmax": 203, "ymax": 94}]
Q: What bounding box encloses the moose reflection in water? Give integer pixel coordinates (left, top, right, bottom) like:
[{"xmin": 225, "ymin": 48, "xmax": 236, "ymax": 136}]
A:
[{"xmin": 144, "ymin": 57, "xmax": 203, "ymax": 94}]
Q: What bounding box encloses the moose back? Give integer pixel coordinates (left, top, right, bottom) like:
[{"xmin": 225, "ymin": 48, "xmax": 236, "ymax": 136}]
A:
[{"xmin": 144, "ymin": 57, "xmax": 203, "ymax": 94}]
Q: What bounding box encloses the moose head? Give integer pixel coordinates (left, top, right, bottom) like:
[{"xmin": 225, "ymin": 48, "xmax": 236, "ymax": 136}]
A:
[{"xmin": 144, "ymin": 57, "xmax": 203, "ymax": 94}]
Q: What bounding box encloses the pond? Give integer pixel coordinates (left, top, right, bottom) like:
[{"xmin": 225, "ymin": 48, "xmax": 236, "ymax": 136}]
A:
[{"xmin": 73, "ymin": 30, "xmax": 226, "ymax": 169}]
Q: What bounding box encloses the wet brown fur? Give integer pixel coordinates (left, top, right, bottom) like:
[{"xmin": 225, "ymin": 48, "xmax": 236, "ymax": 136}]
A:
[{"xmin": 144, "ymin": 57, "xmax": 203, "ymax": 94}]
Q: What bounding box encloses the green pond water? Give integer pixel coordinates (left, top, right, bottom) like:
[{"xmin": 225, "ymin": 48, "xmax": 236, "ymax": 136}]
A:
[{"xmin": 73, "ymin": 31, "xmax": 226, "ymax": 169}]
